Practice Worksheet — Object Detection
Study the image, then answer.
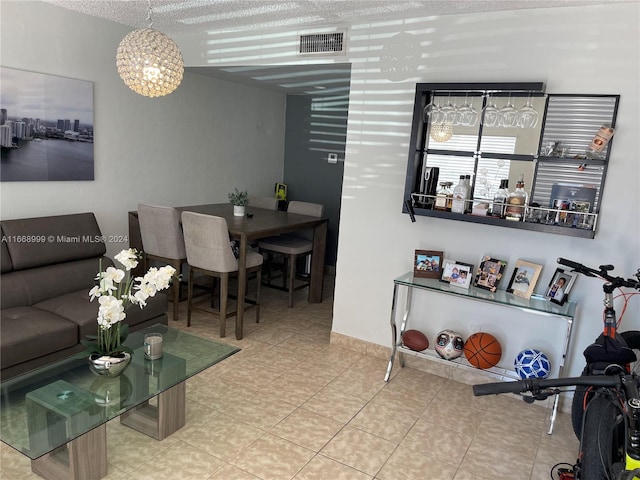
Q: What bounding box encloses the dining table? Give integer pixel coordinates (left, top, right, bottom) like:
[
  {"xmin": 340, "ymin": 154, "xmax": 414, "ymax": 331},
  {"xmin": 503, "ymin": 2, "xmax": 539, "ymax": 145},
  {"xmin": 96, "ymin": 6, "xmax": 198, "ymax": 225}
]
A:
[{"xmin": 128, "ymin": 203, "xmax": 328, "ymax": 339}]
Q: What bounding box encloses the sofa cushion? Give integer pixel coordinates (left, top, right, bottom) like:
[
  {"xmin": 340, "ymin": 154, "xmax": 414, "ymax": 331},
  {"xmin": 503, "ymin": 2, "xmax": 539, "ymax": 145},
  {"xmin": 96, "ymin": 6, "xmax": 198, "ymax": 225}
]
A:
[
  {"xmin": 1, "ymin": 257, "xmax": 113, "ymax": 310},
  {"xmin": 34, "ymin": 290, "xmax": 168, "ymax": 339},
  {"xmin": 1, "ymin": 307, "xmax": 78, "ymax": 369},
  {"xmin": 1, "ymin": 213, "xmax": 106, "ymax": 270},
  {"xmin": 1, "ymin": 239, "xmax": 11, "ymax": 273}
]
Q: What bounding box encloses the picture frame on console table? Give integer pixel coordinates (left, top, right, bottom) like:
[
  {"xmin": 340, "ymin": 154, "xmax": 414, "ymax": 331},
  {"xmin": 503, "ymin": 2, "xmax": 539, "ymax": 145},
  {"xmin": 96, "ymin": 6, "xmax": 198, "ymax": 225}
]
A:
[
  {"xmin": 474, "ymin": 256, "xmax": 507, "ymax": 293},
  {"xmin": 506, "ymin": 259, "xmax": 543, "ymax": 299},
  {"xmin": 545, "ymin": 268, "xmax": 576, "ymax": 305},
  {"xmin": 446, "ymin": 261, "xmax": 474, "ymax": 289},
  {"xmin": 414, "ymin": 250, "xmax": 444, "ymax": 279}
]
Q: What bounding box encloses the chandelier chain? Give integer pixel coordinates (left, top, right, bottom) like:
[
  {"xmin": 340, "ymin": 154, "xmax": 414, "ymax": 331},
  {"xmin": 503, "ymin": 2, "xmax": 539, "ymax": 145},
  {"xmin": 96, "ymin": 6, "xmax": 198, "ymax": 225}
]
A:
[{"xmin": 146, "ymin": 0, "xmax": 153, "ymax": 28}]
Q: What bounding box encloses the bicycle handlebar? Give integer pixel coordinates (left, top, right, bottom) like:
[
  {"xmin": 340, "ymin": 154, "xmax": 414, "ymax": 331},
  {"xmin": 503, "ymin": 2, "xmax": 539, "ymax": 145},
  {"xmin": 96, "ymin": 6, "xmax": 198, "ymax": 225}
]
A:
[
  {"xmin": 473, "ymin": 375, "xmax": 621, "ymax": 397},
  {"xmin": 557, "ymin": 257, "xmax": 640, "ymax": 290}
]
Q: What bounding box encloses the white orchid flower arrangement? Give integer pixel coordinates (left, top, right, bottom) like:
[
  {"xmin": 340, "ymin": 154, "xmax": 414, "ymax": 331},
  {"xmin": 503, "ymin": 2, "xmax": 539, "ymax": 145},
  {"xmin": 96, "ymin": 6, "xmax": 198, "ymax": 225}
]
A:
[{"xmin": 84, "ymin": 248, "xmax": 176, "ymax": 356}]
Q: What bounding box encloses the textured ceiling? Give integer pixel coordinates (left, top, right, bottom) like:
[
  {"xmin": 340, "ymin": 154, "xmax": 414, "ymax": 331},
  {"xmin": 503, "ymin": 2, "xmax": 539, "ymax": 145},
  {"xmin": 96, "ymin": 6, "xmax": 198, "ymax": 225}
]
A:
[
  {"xmin": 41, "ymin": 0, "xmax": 612, "ymax": 34},
  {"xmin": 38, "ymin": 0, "xmax": 624, "ymax": 95}
]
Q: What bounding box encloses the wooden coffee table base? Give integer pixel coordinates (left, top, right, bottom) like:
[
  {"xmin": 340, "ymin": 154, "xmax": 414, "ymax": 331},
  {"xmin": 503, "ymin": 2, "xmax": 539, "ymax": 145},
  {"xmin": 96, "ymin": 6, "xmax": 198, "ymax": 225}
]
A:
[
  {"xmin": 29, "ymin": 382, "xmax": 186, "ymax": 480},
  {"xmin": 31, "ymin": 424, "xmax": 107, "ymax": 480},
  {"xmin": 120, "ymin": 381, "xmax": 186, "ymax": 440}
]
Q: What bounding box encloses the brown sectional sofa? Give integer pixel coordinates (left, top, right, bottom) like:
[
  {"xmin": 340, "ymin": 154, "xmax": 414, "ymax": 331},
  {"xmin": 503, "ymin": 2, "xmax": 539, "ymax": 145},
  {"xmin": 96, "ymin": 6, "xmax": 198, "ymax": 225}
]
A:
[{"xmin": 1, "ymin": 212, "xmax": 168, "ymax": 379}]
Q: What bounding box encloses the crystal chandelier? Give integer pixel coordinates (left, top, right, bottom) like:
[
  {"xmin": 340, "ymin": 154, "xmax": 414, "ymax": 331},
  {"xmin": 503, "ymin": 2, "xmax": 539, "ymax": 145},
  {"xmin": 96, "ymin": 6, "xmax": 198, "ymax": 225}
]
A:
[
  {"xmin": 116, "ymin": 2, "xmax": 184, "ymax": 98},
  {"xmin": 430, "ymin": 122, "xmax": 453, "ymax": 142}
]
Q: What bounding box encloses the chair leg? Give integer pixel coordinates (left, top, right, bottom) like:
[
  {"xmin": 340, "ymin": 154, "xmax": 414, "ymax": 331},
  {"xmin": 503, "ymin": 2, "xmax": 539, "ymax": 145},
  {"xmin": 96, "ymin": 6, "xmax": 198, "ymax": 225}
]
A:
[
  {"xmin": 255, "ymin": 267, "xmax": 262, "ymax": 323},
  {"xmin": 172, "ymin": 271, "xmax": 180, "ymax": 322},
  {"xmin": 186, "ymin": 269, "xmax": 193, "ymax": 327},
  {"xmin": 219, "ymin": 273, "xmax": 229, "ymax": 338},
  {"xmin": 287, "ymin": 254, "xmax": 296, "ymax": 308}
]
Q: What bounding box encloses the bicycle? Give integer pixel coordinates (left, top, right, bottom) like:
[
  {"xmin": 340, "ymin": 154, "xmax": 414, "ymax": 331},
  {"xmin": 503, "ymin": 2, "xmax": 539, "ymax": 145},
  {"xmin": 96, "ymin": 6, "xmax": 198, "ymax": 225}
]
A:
[{"xmin": 473, "ymin": 258, "xmax": 640, "ymax": 480}]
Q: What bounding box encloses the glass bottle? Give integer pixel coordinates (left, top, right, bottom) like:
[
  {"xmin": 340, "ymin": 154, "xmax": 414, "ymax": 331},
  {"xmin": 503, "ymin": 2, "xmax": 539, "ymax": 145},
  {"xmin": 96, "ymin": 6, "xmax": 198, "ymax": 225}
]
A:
[
  {"xmin": 586, "ymin": 124, "xmax": 615, "ymax": 159},
  {"xmin": 505, "ymin": 175, "xmax": 528, "ymax": 221},
  {"xmin": 464, "ymin": 174, "xmax": 473, "ymax": 204},
  {"xmin": 451, "ymin": 175, "xmax": 469, "ymax": 214},
  {"xmin": 434, "ymin": 181, "xmax": 454, "ymax": 211},
  {"xmin": 490, "ymin": 179, "xmax": 509, "ymax": 218}
]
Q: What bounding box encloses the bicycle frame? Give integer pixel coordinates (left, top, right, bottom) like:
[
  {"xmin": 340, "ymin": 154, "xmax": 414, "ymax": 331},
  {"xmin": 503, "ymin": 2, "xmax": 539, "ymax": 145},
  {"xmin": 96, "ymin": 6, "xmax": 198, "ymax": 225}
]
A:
[{"xmin": 475, "ymin": 258, "xmax": 640, "ymax": 479}]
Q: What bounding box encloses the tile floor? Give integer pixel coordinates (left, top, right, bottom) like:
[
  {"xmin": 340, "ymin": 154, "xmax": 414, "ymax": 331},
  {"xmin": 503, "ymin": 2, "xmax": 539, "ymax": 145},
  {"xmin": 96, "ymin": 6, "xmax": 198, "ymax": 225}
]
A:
[{"xmin": 0, "ymin": 275, "xmax": 579, "ymax": 480}]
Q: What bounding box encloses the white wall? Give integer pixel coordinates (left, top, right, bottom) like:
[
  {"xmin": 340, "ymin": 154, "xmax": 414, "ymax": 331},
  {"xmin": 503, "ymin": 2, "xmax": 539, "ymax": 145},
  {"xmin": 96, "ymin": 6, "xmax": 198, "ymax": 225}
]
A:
[
  {"xmin": 0, "ymin": 1, "xmax": 286, "ymax": 258},
  {"xmin": 2, "ymin": 2, "xmax": 639, "ymax": 378},
  {"xmin": 177, "ymin": 3, "xmax": 640, "ymax": 377}
]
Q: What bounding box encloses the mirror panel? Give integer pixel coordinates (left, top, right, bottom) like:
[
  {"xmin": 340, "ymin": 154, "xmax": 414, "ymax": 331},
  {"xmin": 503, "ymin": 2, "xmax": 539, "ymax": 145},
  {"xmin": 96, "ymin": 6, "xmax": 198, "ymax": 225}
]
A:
[
  {"xmin": 425, "ymin": 94, "xmax": 482, "ymax": 152},
  {"xmin": 473, "ymin": 158, "xmax": 534, "ymax": 203},
  {"xmin": 479, "ymin": 94, "xmax": 546, "ymax": 156}
]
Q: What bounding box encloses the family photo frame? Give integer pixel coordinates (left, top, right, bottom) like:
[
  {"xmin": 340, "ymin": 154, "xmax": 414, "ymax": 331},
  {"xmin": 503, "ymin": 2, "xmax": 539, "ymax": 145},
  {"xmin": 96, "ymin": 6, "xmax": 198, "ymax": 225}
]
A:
[
  {"xmin": 474, "ymin": 256, "xmax": 507, "ymax": 292},
  {"xmin": 506, "ymin": 259, "xmax": 543, "ymax": 299},
  {"xmin": 545, "ymin": 268, "xmax": 577, "ymax": 305},
  {"xmin": 441, "ymin": 260, "xmax": 474, "ymax": 289},
  {"xmin": 413, "ymin": 250, "xmax": 444, "ymax": 278}
]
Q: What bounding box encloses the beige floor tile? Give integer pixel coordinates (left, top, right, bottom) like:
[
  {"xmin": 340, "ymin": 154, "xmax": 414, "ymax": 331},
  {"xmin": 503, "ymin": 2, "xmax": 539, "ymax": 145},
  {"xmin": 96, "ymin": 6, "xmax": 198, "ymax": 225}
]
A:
[
  {"xmin": 320, "ymin": 426, "xmax": 397, "ymax": 476},
  {"xmin": 126, "ymin": 440, "xmax": 226, "ymax": 480},
  {"xmin": 401, "ymin": 418, "xmax": 473, "ymax": 467},
  {"xmin": 231, "ymin": 433, "xmax": 315, "ymax": 480},
  {"xmin": 377, "ymin": 445, "xmax": 457, "ymax": 480},
  {"xmin": 270, "ymin": 407, "xmax": 344, "ymax": 452},
  {"xmin": 220, "ymin": 392, "xmax": 297, "ymax": 430},
  {"xmin": 207, "ymin": 464, "xmax": 261, "ymax": 479},
  {"xmin": 260, "ymin": 373, "xmax": 327, "ymax": 406},
  {"xmin": 293, "ymin": 454, "xmax": 373, "ymax": 479},
  {"xmin": 175, "ymin": 413, "xmax": 264, "ymax": 462},
  {"xmin": 349, "ymin": 401, "xmax": 417, "ymax": 443},
  {"xmin": 327, "ymin": 369, "xmax": 386, "ymax": 401},
  {"xmin": 302, "ymin": 386, "xmax": 368, "ymax": 423},
  {"xmin": 420, "ymin": 395, "xmax": 485, "ymax": 435},
  {"xmin": 452, "ymin": 469, "xmax": 493, "ymax": 480}
]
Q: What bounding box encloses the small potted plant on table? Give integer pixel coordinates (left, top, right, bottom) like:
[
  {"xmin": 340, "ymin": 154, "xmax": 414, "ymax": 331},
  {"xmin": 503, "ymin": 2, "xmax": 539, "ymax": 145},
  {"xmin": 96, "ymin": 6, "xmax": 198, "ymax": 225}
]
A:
[{"xmin": 228, "ymin": 188, "xmax": 249, "ymax": 216}]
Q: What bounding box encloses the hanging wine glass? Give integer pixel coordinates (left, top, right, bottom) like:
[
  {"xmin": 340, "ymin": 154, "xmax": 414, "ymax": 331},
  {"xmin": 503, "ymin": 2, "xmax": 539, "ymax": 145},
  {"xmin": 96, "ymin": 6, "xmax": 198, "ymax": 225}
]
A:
[
  {"xmin": 499, "ymin": 93, "xmax": 518, "ymax": 128},
  {"xmin": 482, "ymin": 97, "xmax": 500, "ymax": 127},
  {"xmin": 439, "ymin": 93, "xmax": 458, "ymax": 125},
  {"xmin": 423, "ymin": 95, "xmax": 444, "ymax": 124},
  {"xmin": 456, "ymin": 93, "xmax": 477, "ymax": 127},
  {"xmin": 517, "ymin": 92, "xmax": 539, "ymax": 128}
]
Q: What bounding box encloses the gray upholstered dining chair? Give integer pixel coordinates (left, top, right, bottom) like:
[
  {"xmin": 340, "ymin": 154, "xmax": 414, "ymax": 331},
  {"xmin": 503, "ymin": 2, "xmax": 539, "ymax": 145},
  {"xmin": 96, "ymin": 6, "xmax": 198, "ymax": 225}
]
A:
[
  {"xmin": 248, "ymin": 195, "xmax": 278, "ymax": 210},
  {"xmin": 181, "ymin": 211, "xmax": 262, "ymax": 337},
  {"xmin": 137, "ymin": 203, "xmax": 186, "ymax": 322},
  {"xmin": 258, "ymin": 201, "xmax": 324, "ymax": 307}
]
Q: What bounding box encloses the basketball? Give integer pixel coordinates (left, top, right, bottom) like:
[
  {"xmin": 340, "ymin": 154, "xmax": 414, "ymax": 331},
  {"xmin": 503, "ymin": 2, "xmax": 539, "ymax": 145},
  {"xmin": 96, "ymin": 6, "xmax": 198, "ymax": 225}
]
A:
[
  {"xmin": 402, "ymin": 329, "xmax": 429, "ymax": 351},
  {"xmin": 464, "ymin": 332, "xmax": 502, "ymax": 369}
]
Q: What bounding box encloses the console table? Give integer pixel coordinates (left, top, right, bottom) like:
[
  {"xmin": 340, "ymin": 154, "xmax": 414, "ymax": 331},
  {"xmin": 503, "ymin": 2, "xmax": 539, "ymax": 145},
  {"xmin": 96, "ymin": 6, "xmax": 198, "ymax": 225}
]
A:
[
  {"xmin": 0, "ymin": 325, "xmax": 239, "ymax": 480},
  {"xmin": 385, "ymin": 272, "xmax": 577, "ymax": 434}
]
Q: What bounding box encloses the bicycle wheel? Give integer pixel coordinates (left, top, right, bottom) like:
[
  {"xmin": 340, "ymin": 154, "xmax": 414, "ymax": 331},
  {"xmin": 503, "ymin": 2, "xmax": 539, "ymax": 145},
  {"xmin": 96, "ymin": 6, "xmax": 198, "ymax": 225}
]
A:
[
  {"xmin": 579, "ymin": 393, "xmax": 625, "ymax": 480},
  {"xmin": 572, "ymin": 330, "xmax": 640, "ymax": 438}
]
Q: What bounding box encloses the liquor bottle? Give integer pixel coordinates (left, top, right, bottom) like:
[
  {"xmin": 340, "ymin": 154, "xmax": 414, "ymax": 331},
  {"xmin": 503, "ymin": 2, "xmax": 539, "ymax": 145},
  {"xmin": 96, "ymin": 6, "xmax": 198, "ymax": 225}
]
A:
[
  {"xmin": 434, "ymin": 181, "xmax": 454, "ymax": 211},
  {"xmin": 490, "ymin": 179, "xmax": 509, "ymax": 218},
  {"xmin": 505, "ymin": 175, "xmax": 528, "ymax": 221},
  {"xmin": 464, "ymin": 174, "xmax": 473, "ymax": 204},
  {"xmin": 586, "ymin": 124, "xmax": 615, "ymax": 159},
  {"xmin": 451, "ymin": 175, "xmax": 469, "ymax": 214}
]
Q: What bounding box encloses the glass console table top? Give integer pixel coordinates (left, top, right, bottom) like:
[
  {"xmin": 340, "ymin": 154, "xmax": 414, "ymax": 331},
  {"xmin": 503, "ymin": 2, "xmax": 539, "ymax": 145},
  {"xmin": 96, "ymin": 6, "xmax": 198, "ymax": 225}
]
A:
[
  {"xmin": 0, "ymin": 324, "xmax": 239, "ymax": 459},
  {"xmin": 394, "ymin": 272, "xmax": 576, "ymax": 318}
]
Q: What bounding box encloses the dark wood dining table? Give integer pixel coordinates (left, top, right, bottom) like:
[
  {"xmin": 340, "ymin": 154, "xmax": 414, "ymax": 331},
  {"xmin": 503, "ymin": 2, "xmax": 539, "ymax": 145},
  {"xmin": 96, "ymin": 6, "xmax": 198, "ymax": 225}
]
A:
[{"xmin": 128, "ymin": 203, "xmax": 328, "ymax": 339}]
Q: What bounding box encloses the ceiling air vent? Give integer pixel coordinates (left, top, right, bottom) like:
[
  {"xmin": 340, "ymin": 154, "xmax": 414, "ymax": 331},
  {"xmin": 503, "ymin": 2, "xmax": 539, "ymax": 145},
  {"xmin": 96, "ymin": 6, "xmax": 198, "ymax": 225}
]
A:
[{"xmin": 299, "ymin": 32, "xmax": 346, "ymax": 55}]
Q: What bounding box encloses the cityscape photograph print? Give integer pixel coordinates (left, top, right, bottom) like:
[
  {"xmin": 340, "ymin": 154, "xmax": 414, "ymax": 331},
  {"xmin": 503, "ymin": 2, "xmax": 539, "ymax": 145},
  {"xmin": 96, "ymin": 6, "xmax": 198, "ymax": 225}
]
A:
[{"xmin": 0, "ymin": 67, "xmax": 94, "ymax": 181}]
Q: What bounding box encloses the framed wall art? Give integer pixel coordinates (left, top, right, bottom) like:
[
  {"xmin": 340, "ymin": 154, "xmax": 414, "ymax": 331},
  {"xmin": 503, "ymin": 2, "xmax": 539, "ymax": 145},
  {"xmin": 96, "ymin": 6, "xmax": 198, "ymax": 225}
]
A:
[
  {"xmin": 545, "ymin": 268, "xmax": 577, "ymax": 305},
  {"xmin": 474, "ymin": 255, "xmax": 507, "ymax": 292},
  {"xmin": 506, "ymin": 259, "xmax": 543, "ymax": 299},
  {"xmin": 414, "ymin": 250, "xmax": 444, "ymax": 278},
  {"xmin": 0, "ymin": 67, "xmax": 94, "ymax": 182}
]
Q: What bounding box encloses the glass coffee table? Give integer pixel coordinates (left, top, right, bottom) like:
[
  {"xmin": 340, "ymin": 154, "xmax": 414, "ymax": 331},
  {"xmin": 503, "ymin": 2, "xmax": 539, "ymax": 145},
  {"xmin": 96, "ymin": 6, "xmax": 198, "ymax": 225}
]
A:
[{"xmin": 0, "ymin": 324, "xmax": 239, "ymax": 480}]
